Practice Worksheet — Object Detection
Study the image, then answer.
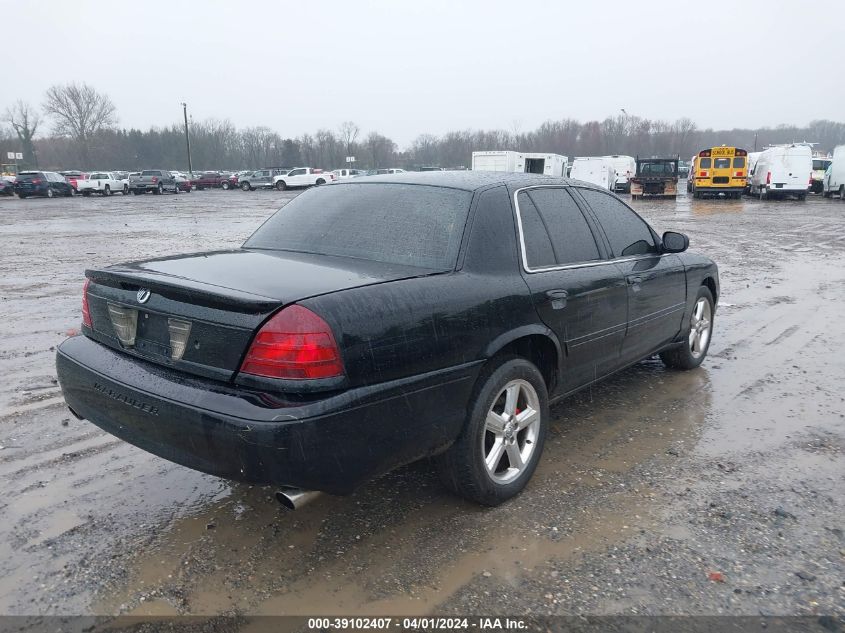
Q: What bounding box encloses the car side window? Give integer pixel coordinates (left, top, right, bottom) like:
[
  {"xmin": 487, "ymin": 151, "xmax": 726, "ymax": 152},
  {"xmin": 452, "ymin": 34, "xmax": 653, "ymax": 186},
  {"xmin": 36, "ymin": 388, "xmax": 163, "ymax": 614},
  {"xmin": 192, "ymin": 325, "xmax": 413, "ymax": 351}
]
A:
[
  {"xmin": 288, "ymin": 169, "xmax": 305, "ymax": 176},
  {"xmin": 524, "ymin": 188, "xmax": 601, "ymax": 265},
  {"xmin": 516, "ymin": 192, "xmax": 555, "ymax": 269},
  {"xmin": 577, "ymin": 188, "xmax": 658, "ymax": 258}
]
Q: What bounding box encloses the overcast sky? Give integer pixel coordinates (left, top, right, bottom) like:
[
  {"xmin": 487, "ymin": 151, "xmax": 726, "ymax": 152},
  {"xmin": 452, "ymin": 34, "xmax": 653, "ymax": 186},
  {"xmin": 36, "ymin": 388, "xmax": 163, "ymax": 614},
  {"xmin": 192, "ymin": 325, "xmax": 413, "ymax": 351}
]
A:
[{"xmin": 4, "ymin": 0, "xmax": 843, "ymax": 146}]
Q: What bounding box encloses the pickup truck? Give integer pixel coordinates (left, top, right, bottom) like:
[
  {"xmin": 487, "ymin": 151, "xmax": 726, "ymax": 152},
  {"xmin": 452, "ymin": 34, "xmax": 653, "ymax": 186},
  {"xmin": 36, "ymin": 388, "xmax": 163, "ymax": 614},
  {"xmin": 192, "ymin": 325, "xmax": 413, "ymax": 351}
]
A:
[
  {"xmin": 273, "ymin": 167, "xmax": 336, "ymax": 191},
  {"xmin": 77, "ymin": 171, "xmax": 130, "ymax": 196},
  {"xmin": 238, "ymin": 168, "xmax": 287, "ymax": 191},
  {"xmin": 192, "ymin": 172, "xmax": 230, "ymax": 190},
  {"xmin": 129, "ymin": 170, "xmax": 180, "ymax": 195}
]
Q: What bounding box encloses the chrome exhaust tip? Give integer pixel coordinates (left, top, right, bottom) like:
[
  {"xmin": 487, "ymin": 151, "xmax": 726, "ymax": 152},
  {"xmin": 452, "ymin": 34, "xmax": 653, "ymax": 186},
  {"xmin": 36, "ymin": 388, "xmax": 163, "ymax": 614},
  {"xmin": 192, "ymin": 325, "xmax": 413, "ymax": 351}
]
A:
[{"xmin": 275, "ymin": 488, "xmax": 321, "ymax": 510}]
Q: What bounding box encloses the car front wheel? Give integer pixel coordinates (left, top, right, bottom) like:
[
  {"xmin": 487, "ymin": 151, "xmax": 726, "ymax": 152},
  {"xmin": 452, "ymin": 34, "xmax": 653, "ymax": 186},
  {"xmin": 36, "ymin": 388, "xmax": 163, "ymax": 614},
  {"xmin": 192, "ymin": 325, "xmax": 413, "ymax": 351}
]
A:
[
  {"xmin": 660, "ymin": 286, "xmax": 714, "ymax": 370},
  {"xmin": 275, "ymin": 180, "xmax": 287, "ymax": 191},
  {"xmin": 436, "ymin": 357, "xmax": 548, "ymax": 506}
]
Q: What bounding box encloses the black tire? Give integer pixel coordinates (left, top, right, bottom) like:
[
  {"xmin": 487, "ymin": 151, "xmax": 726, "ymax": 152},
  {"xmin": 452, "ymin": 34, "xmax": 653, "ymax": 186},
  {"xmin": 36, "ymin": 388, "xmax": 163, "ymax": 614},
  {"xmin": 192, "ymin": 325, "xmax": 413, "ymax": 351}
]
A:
[
  {"xmin": 660, "ymin": 286, "xmax": 715, "ymax": 370},
  {"xmin": 18, "ymin": 194, "xmax": 27, "ymax": 199},
  {"xmin": 221, "ymin": 181, "xmax": 230, "ymax": 190},
  {"xmin": 104, "ymin": 185, "xmax": 111, "ymax": 196},
  {"xmin": 759, "ymin": 187, "xmax": 768, "ymax": 201},
  {"xmin": 46, "ymin": 187, "xmax": 54, "ymax": 199},
  {"xmin": 797, "ymin": 193, "xmax": 806, "ymax": 201},
  {"xmin": 839, "ymin": 186, "xmax": 845, "ymax": 201},
  {"xmin": 275, "ymin": 180, "xmax": 287, "ymax": 191},
  {"xmin": 435, "ymin": 357, "xmax": 549, "ymax": 506},
  {"xmin": 241, "ymin": 181, "xmax": 251, "ymax": 191},
  {"xmin": 82, "ymin": 191, "xmax": 91, "ymax": 197},
  {"xmin": 123, "ymin": 185, "xmax": 129, "ymax": 195},
  {"xmin": 132, "ymin": 189, "xmax": 141, "ymax": 195},
  {"xmin": 315, "ymin": 178, "xmax": 325, "ymax": 185}
]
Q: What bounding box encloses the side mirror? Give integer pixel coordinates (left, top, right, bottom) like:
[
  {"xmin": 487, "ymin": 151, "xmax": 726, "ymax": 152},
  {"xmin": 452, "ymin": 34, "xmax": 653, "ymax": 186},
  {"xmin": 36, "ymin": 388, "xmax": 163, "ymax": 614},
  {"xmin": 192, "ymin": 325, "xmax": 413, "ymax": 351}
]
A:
[{"xmin": 662, "ymin": 231, "xmax": 689, "ymax": 253}]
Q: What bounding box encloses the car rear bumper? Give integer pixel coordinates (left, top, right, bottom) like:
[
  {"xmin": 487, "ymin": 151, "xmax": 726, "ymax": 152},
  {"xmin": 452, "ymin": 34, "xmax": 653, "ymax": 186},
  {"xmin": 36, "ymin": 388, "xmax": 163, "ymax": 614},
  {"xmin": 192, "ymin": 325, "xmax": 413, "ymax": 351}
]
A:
[{"xmin": 56, "ymin": 335, "xmax": 479, "ymax": 494}]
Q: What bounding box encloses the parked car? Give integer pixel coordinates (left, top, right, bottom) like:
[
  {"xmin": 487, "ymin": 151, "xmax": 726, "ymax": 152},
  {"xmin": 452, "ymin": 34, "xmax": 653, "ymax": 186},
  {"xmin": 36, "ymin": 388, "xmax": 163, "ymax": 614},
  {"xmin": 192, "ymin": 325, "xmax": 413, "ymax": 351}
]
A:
[
  {"xmin": 748, "ymin": 144, "xmax": 812, "ymax": 200},
  {"xmin": 569, "ymin": 157, "xmax": 617, "ymax": 190},
  {"xmin": 220, "ymin": 172, "xmax": 242, "ymax": 190},
  {"xmin": 174, "ymin": 173, "xmax": 193, "ymax": 192},
  {"xmin": 60, "ymin": 171, "xmax": 88, "ymax": 192},
  {"xmin": 332, "ymin": 168, "xmax": 364, "ymax": 179},
  {"xmin": 0, "ymin": 176, "xmax": 15, "ymax": 196},
  {"xmin": 55, "ymin": 172, "xmax": 718, "ymax": 507},
  {"xmin": 372, "ymin": 168, "xmax": 407, "ymax": 175},
  {"xmin": 77, "ymin": 171, "xmax": 130, "ymax": 196},
  {"xmin": 192, "ymin": 172, "xmax": 229, "ymax": 190},
  {"xmin": 822, "ymin": 145, "xmax": 845, "ymax": 200},
  {"xmin": 239, "ymin": 168, "xmax": 288, "ymax": 191},
  {"xmin": 811, "ymin": 156, "xmax": 832, "ymax": 194},
  {"xmin": 602, "ymin": 155, "xmax": 637, "ymax": 193},
  {"xmin": 273, "ymin": 167, "xmax": 335, "ymax": 191},
  {"xmin": 15, "ymin": 171, "xmax": 76, "ymax": 198},
  {"xmin": 129, "ymin": 170, "xmax": 180, "ymax": 195}
]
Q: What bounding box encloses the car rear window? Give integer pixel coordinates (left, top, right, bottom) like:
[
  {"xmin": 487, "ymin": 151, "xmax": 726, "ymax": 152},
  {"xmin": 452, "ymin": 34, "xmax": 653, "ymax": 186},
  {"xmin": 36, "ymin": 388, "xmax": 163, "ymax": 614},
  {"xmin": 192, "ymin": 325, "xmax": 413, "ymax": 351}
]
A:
[
  {"xmin": 244, "ymin": 183, "xmax": 472, "ymax": 270},
  {"xmin": 17, "ymin": 173, "xmax": 43, "ymax": 181},
  {"xmin": 141, "ymin": 170, "xmax": 159, "ymax": 176}
]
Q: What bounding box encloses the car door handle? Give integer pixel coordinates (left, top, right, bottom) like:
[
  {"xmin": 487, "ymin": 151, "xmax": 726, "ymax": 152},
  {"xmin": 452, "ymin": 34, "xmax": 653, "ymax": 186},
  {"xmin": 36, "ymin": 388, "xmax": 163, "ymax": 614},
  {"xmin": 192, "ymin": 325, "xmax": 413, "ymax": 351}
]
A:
[{"xmin": 546, "ymin": 289, "xmax": 568, "ymax": 309}]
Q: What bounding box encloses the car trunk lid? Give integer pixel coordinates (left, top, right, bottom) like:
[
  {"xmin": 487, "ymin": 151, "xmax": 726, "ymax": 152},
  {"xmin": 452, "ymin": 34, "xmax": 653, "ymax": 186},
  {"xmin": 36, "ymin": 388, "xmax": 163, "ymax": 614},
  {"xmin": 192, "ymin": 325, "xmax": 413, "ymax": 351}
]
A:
[{"xmin": 84, "ymin": 249, "xmax": 438, "ymax": 382}]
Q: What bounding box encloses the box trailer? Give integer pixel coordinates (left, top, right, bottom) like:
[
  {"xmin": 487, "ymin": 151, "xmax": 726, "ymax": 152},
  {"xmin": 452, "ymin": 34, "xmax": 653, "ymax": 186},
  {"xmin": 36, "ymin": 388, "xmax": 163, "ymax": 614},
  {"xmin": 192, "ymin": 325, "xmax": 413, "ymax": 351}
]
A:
[{"xmin": 471, "ymin": 151, "xmax": 567, "ymax": 177}]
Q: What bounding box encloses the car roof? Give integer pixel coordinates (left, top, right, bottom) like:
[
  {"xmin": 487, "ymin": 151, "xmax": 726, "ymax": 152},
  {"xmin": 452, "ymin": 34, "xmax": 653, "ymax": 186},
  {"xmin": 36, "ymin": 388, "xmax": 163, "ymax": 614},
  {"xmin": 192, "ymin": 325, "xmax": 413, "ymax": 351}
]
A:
[{"xmin": 334, "ymin": 170, "xmax": 592, "ymax": 192}]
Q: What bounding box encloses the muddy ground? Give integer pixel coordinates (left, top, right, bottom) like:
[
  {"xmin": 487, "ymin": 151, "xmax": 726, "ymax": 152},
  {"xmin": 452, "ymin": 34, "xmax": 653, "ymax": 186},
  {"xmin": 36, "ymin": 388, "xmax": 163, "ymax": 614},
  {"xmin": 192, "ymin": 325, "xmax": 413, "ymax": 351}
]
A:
[{"xmin": 0, "ymin": 187, "xmax": 843, "ymax": 622}]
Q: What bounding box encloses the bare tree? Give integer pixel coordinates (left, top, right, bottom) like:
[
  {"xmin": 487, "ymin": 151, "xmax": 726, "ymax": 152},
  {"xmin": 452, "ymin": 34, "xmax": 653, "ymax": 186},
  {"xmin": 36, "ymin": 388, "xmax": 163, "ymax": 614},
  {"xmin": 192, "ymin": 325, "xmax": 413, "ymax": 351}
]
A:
[
  {"xmin": 338, "ymin": 121, "xmax": 360, "ymax": 159},
  {"xmin": 4, "ymin": 100, "xmax": 41, "ymax": 167},
  {"xmin": 43, "ymin": 82, "xmax": 117, "ymax": 167}
]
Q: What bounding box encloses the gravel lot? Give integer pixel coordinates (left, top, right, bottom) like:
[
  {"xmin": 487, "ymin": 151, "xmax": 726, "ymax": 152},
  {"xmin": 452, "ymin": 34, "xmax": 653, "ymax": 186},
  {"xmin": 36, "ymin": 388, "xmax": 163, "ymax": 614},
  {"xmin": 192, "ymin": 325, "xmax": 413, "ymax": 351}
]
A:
[{"xmin": 0, "ymin": 187, "xmax": 843, "ymax": 621}]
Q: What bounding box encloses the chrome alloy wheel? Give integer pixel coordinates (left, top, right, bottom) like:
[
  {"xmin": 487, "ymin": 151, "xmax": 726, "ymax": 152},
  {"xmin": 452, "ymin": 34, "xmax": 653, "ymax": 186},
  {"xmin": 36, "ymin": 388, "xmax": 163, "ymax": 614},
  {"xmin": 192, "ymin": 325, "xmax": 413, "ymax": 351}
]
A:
[
  {"xmin": 482, "ymin": 379, "xmax": 541, "ymax": 484},
  {"xmin": 689, "ymin": 297, "xmax": 712, "ymax": 359}
]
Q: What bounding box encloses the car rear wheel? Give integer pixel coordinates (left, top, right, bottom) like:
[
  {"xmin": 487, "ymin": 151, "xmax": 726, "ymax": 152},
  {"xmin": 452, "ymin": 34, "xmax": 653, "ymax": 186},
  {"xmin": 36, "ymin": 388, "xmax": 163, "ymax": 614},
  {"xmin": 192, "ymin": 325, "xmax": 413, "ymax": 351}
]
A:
[
  {"xmin": 840, "ymin": 186, "xmax": 845, "ymax": 201},
  {"xmin": 46, "ymin": 187, "xmax": 54, "ymax": 198},
  {"xmin": 275, "ymin": 180, "xmax": 287, "ymax": 191},
  {"xmin": 435, "ymin": 357, "xmax": 548, "ymax": 506},
  {"xmin": 221, "ymin": 181, "xmax": 230, "ymax": 190},
  {"xmin": 104, "ymin": 185, "xmax": 111, "ymax": 196},
  {"xmin": 316, "ymin": 178, "xmax": 325, "ymax": 185},
  {"xmin": 123, "ymin": 185, "xmax": 129, "ymax": 195},
  {"xmin": 660, "ymin": 286, "xmax": 714, "ymax": 370}
]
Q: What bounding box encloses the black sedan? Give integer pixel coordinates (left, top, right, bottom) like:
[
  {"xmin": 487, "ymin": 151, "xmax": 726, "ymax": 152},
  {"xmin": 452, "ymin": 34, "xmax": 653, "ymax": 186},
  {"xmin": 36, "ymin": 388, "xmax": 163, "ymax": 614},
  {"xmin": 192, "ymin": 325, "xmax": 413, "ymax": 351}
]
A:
[{"xmin": 55, "ymin": 172, "xmax": 718, "ymax": 507}]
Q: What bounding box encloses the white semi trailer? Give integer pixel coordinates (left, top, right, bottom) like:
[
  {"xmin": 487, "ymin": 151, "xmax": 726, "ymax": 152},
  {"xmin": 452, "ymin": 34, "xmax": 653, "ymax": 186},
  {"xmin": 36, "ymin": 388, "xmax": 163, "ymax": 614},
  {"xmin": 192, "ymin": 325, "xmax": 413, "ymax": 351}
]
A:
[{"xmin": 471, "ymin": 151, "xmax": 567, "ymax": 177}]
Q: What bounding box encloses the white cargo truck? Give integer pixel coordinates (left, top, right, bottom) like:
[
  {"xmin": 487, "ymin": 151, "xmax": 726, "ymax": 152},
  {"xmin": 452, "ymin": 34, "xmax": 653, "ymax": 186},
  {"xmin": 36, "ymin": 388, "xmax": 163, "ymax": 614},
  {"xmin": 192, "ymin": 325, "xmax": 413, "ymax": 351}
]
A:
[
  {"xmin": 822, "ymin": 145, "xmax": 845, "ymax": 200},
  {"xmin": 602, "ymin": 155, "xmax": 636, "ymax": 193},
  {"xmin": 749, "ymin": 144, "xmax": 812, "ymax": 200},
  {"xmin": 569, "ymin": 157, "xmax": 617, "ymax": 190},
  {"xmin": 471, "ymin": 151, "xmax": 567, "ymax": 177}
]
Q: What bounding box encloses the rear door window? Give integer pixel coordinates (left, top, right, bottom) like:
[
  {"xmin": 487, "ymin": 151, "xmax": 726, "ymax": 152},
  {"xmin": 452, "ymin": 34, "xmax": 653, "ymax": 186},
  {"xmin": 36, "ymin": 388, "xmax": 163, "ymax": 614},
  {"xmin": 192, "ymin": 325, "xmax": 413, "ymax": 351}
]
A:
[
  {"xmin": 516, "ymin": 192, "xmax": 556, "ymax": 269},
  {"xmin": 714, "ymin": 158, "xmax": 730, "ymax": 169},
  {"xmin": 523, "ymin": 188, "xmax": 601, "ymax": 266},
  {"xmin": 577, "ymin": 189, "xmax": 658, "ymax": 258}
]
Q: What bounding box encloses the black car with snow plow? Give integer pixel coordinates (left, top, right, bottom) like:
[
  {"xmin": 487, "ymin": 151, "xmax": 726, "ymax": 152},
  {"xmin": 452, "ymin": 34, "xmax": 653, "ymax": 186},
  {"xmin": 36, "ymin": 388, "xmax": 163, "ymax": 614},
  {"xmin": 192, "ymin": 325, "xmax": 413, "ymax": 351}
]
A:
[{"xmin": 55, "ymin": 172, "xmax": 718, "ymax": 508}]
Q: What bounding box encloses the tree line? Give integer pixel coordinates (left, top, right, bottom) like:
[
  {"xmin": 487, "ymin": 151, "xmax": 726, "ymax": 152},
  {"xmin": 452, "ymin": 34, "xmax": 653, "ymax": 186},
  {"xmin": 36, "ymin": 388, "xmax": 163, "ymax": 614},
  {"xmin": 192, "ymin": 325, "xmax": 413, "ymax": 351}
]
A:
[{"xmin": 3, "ymin": 82, "xmax": 845, "ymax": 172}]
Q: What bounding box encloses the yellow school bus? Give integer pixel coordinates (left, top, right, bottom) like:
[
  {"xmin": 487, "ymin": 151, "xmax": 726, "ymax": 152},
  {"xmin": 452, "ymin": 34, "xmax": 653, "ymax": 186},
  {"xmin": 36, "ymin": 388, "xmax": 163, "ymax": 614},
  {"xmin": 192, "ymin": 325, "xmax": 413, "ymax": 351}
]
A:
[{"xmin": 689, "ymin": 146, "xmax": 748, "ymax": 199}]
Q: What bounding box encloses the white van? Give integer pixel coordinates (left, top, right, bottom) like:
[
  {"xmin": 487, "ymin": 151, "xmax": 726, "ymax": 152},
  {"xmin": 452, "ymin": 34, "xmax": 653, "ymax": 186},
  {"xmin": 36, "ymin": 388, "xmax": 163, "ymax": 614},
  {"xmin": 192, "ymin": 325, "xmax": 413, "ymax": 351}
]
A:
[
  {"xmin": 749, "ymin": 144, "xmax": 812, "ymax": 200},
  {"xmin": 471, "ymin": 151, "xmax": 567, "ymax": 177},
  {"xmin": 602, "ymin": 155, "xmax": 636, "ymax": 193},
  {"xmin": 745, "ymin": 151, "xmax": 763, "ymax": 194},
  {"xmin": 823, "ymin": 145, "xmax": 845, "ymax": 200},
  {"xmin": 569, "ymin": 157, "xmax": 616, "ymax": 190}
]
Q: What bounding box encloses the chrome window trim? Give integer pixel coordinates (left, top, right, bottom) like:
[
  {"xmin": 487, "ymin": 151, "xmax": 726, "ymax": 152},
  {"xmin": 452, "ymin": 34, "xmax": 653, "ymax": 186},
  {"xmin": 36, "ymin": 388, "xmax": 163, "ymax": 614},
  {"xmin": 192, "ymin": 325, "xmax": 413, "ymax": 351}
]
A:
[{"xmin": 513, "ymin": 185, "xmax": 662, "ymax": 273}]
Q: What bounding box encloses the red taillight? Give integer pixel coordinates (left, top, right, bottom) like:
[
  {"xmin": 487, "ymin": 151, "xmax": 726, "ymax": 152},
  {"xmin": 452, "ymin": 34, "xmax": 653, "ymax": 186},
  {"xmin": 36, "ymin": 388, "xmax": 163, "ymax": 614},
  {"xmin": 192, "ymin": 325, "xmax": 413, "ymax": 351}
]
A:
[
  {"xmin": 766, "ymin": 171, "xmax": 771, "ymax": 184},
  {"xmin": 151, "ymin": 176, "xmax": 158, "ymax": 183},
  {"xmin": 81, "ymin": 279, "xmax": 92, "ymax": 328},
  {"xmin": 240, "ymin": 305, "xmax": 344, "ymax": 380},
  {"xmin": 699, "ymin": 171, "xmax": 708, "ymax": 177},
  {"xmin": 32, "ymin": 178, "xmax": 42, "ymax": 185},
  {"xmin": 735, "ymin": 171, "xmax": 743, "ymax": 177}
]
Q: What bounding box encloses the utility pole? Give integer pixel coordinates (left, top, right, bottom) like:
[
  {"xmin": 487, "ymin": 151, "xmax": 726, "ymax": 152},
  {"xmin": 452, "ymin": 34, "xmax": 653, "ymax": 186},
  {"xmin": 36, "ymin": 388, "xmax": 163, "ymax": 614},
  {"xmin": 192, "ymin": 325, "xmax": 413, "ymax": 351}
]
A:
[{"xmin": 181, "ymin": 102, "xmax": 193, "ymax": 175}]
